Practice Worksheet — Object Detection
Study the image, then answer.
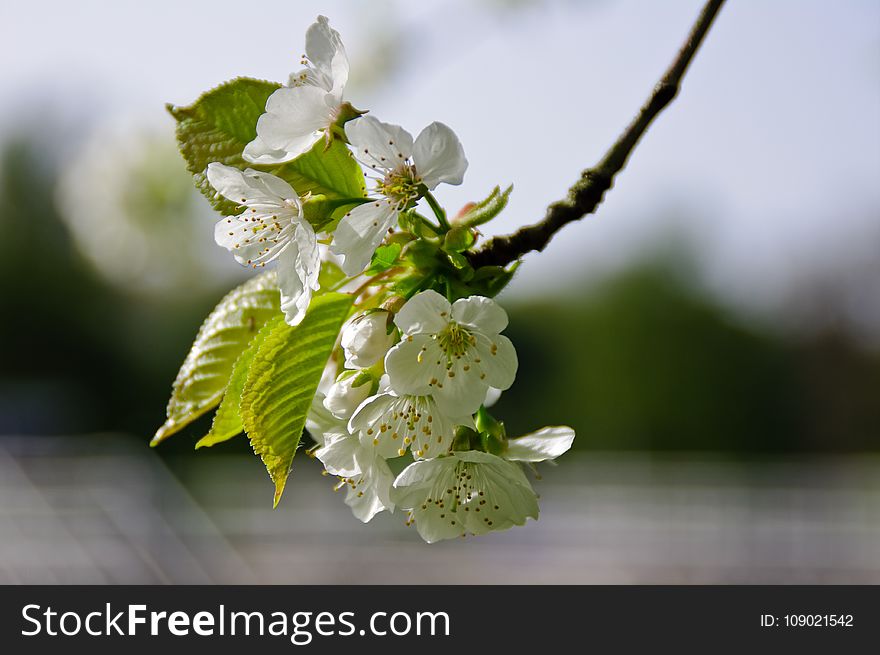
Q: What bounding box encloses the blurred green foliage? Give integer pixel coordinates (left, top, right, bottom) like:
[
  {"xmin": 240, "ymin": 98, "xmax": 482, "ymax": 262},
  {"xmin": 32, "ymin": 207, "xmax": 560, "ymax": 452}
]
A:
[
  {"xmin": 1, "ymin": 136, "xmax": 877, "ymax": 453},
  {"xmin": 0, "ymin": 136, "xmax": 229, "ymax": 441}
]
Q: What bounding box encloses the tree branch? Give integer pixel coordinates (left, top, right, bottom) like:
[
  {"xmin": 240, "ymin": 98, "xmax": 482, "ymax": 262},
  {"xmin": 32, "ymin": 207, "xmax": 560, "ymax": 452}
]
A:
[{"xmin": 468, "ymin": 0, "xmax": 726, "ymax": 269}]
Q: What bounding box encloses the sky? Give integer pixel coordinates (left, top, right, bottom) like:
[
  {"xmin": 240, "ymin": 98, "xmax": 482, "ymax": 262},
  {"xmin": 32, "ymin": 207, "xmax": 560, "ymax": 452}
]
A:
[{"xmin": 2, "ymin": 0, "xmax": 878, "ymax": 336}]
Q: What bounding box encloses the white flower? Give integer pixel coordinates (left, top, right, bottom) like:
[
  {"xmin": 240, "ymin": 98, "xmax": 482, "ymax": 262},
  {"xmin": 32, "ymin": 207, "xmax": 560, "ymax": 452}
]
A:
[
  {"xmin": 340, "ymin": 310, "xmax": 397, "ymax": 369},
  {"xmin": 384, "ymin": 290, "xmax": 517, "ymax": 416},
  {"xmin": 206, "ymin": 163, "xmax": 319, "ymax": 326},
  {"xmin": 310, "ymin": 390, "xmax": 395, "ymax": 523},
  {"xmin": 313, "ymin": 413, "xmax": 395, "ymax": 523},
  {"xmin": 349, "ymin": 387, "xmax": 474, "ymax": 460},
  {"xmin": 323, "ymin": 372, "xmax": 373, "ymax": 420},
  {"xmin": 504, "ymin": 426, "xmax": 575, "ymax": 462},
  {"xmin": 244, "ymin": 16, "xmax": 350, "ymax": 164},
  {"xmin": 305, "ymin": 391, "xmax": 344, "ymax": 448},
  {"xmin": 391, "ymin": 451, "xmax": 539, "ymax": 543},
  {"xmin": 331, "ymin": 116, "xmax": 468, "ymax": 275}
]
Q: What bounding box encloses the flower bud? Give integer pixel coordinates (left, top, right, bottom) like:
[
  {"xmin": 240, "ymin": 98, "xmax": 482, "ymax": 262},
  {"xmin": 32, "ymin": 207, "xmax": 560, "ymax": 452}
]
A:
[
  {"xmin": 323, "ymin": 372, "xmax": 373, "ymax": 420},
  {"xmin": 341, "ymin": 311, "xmax": 396, "ymax": 369}
]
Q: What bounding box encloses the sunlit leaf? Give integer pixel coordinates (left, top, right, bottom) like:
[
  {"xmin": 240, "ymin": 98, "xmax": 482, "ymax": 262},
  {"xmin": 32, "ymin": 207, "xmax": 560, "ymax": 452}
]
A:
[
  {"xmin": 240, "ymin": 292, "xmax": 354, "ymax": 506},
  {"xmin": 270, "ymin": 140, "xmax": 366, "ymax": 203},
  {"xmin": 195, "ymin": 314, "xmax": 284, "ymax": 450},
  {"xmin": 317, "ymin": 259, "xmax": 347, "ymax": 290},
  {"xmin": 168, "ymin": 77, "xmax": 365, "ymax": 214},
  {"xmin": 168, "ymin": 78, "xmax": 279, "ymax": 215},
  {"xmin": 366, "ymin": 242, "xmax": 402, "ymax": 275},
  {"xmin": 152, "ymin": 271, "xmax": 281, "ymax": 445}
]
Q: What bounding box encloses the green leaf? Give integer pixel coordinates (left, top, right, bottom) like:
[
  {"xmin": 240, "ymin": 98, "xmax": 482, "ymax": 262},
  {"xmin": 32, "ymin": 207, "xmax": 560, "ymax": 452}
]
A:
[
  {"xmin": 270, "ymin": 139, "xmax": 366, "ymax": 202},
  {"xmin": 195, "ymin": 314, "xmax": 284, "ymax": 450},
  {"xmin": 168, "ymin": 78, "xmax": 280, "ymax": 215},
  {"xmin": 168, "ymin": 77, "xmax": 365, "ymax": 215},
  {"xmin": 317, "ymin": 259, "xmax": 347, "ymax": 290},
  {"xmin": 456, "ymin": 185, "xmax": 513, "ymax": 227},
  {"xmin": 302, "ymin": 194, "xmax": 370, "ymax": 231},
  {"xmin": 365, "ymin": 242, "xmax": 402, "ymax": 275},
  {"xmin": 240, "ymin": 292, "xmax": 354, "ymax": 506},
  {"xmin": 152, "ymin": 271, "xmax": 281, "ymax": 446}
]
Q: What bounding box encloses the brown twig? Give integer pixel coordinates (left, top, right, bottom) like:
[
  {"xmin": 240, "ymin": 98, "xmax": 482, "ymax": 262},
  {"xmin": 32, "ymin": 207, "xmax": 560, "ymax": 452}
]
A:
[{"xmin": 468, "ymin": 0, "xmax": 726, "ymax": 269}]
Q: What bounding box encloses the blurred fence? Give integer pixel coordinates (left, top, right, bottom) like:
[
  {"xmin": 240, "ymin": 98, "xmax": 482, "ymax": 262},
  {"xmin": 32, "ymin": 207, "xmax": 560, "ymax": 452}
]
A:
[{"xmin": 1, "ymin": 434, "xmax": 877, "ymax": 584}]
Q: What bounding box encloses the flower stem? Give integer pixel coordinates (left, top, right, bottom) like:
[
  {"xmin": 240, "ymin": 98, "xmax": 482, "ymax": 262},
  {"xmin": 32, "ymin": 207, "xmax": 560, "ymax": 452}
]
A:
[{"xmin": 423, "ymin": 191, "xmax": 451, "ymax": 232}]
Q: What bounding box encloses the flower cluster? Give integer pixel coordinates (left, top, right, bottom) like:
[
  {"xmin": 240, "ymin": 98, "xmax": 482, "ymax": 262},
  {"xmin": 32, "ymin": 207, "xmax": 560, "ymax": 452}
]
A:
[
  {"xmin": 311, "ymin": 290, "xmax": 574, "ymax": 542},
  {"xmin": 201, "ymin": 16, "xmax": 575, "ymax": 542}
]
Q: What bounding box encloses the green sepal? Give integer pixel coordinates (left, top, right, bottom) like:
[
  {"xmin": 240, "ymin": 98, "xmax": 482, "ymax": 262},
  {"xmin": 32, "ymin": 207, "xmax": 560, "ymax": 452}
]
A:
[
  {"xmin": 476, "ymin": 406, "xmax": 507, "ymax": 455},
  {"xmin": 443, "ymin": 226, "xmax": 477, "ymax": 253},
  {"xmin": 456, "ymin": 185, "xmax": 513, "ymax": 228}
]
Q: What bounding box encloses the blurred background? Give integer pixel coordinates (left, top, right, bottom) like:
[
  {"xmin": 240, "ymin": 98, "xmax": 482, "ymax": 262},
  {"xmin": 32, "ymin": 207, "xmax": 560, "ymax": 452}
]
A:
[{"xmin": 0, "ymin": 0, "xmax": 878, "ymax": 583}]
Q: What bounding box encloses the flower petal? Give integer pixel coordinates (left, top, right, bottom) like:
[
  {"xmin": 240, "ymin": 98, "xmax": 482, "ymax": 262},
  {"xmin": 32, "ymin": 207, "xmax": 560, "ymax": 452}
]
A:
[
  {"xmin": 305, "ymin": 15, "xmax": 349, "ymax": 97},
  {"xmin": 457, "ymin": 455, "xmax": 538, "ymax": 535},
  {"xmin": 294, "ymin": 222, "xmax": 321, "ymax": 291},
  {"xmin": 384, "ymin": 334, "xmax": 442, "ymax": 397},
  {"xmin": 214, "ymin": 216, "xmax": 294, "ymax": 266},
  {"xmin": 206, "ymin": 162, "xmax": 253, "ymax": 203},
  {"xmin": 357, "ymin": 397, "xmax": 407, "ymax": 459},
  {"xmin": 341, "ymin": 310, "xmax": 395, "ymax": 369},
  {"xmin": 306, "ymin": 391, "xmax": 345, "ymax": 447},
  {"xmin": 252, "ymin": 170, "xmax": 300, "ymax": 203},
  {"xmin": 277, "ymin": 224, "xmax": 320, "ymax": 326},
  {"xmin": 345, "ymin": 116, "xmax": 413, "ymax": 172},
  {"xmin": 473, "ymin": 333, "xmax": 518, "ymax": 390},
  {"xmin": 412, "ymin": 121, "xmax": 468, "ymax": 189},
  {"xmin": 432, "ymin": 354, "xmax": 488, "ymax": 417},
  {"xmin": 483, "ymin": 387, "xmax": 502, "ymax": 408},
  {"xmin": 505, "ymin": 426, "xmax": 576, "ymax": 462},
  {"xmin": 315, "ymin": 433, "xmax": 361, "ymax": 478},
  {"xmin": 410, "ymin": 396, "xmax": 460, "ymax": 459},
  {"xmin": 393, "ymin": 289, "xmax": 452, "ymax": 335},
  {"xmin": 350, "ymin": 391, "xmax": 396, "ymax": 438},
  {"xmin": 330, "ymin": 198, "xmax": 397, "ymax": 276},
  {"xmin": 242, "ymin": 134, "xmax": 296, "ymax": 165},
  {"xmin": 207, "ymin": 163, "xmax": 299, "ymax": 210},
  {"xmin": 392, "ymin": 458, "xmax": 465, "ymax": 542},
  {"xmin": 451, "ymin": 295, "xmax": 508, "ymax": 334},
  {"xmin": 346, "ymin": 447, "xmax": 395, "ymax": 522},
  {"xmin": 276, "ymin": 244, "xmax": 307, "ymax": 325},
  {"xmin": 323, "ymin": 373, "xmax": 373, "ymax": 420},
  {"xmin": 392, "ymin": 457, "xmax": 446, "ymax": 495},
  {"xmin": 256, "ymin": 86, "xmax": 333, "ymax": 157}
]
